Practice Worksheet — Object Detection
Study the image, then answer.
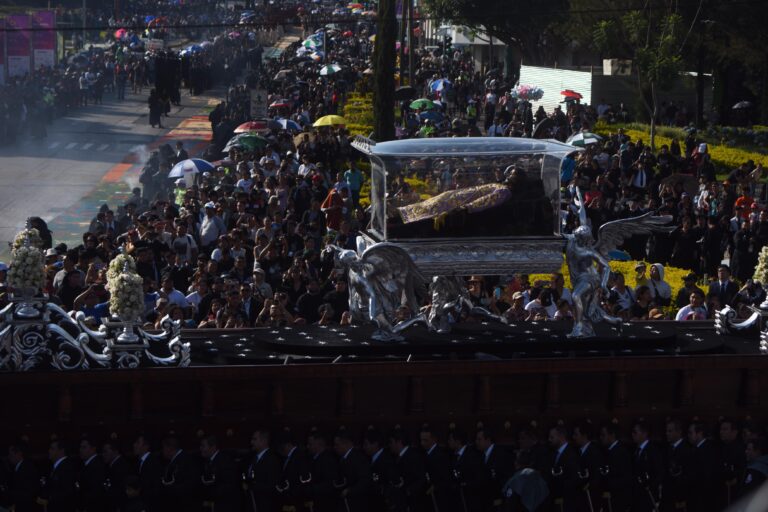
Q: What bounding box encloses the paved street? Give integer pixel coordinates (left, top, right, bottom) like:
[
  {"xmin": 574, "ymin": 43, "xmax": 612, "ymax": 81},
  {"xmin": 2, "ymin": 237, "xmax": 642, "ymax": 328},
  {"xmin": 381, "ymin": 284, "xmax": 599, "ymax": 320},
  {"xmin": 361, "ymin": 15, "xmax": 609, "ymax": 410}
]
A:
[{"xmin": 0, "ymin": 87, "xmax": 215, "ymax": 259}]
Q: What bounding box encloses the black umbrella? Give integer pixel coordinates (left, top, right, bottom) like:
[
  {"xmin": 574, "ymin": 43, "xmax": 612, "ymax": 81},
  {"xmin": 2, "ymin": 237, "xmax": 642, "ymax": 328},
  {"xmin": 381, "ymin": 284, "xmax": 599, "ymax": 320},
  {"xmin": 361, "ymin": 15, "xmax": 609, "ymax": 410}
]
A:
[
  {"xmin": 733, "ymin": 101, "xmax": 753, "ymax": 110},
  {"xmin": 395, "ymin": 86, "xmax": 417, "ymax": 100}
]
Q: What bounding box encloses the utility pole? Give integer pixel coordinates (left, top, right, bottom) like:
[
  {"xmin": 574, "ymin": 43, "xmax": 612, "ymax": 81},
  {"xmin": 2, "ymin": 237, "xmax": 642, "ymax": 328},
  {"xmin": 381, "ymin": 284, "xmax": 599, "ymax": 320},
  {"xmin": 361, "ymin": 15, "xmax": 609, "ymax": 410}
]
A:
[
  {"xmin": 82, "ymin": 0, "xmax": 86, "ymax": 48},
  {"xmin": 407, "ymin": 0, "xmax": 414, "ymax": 85}
]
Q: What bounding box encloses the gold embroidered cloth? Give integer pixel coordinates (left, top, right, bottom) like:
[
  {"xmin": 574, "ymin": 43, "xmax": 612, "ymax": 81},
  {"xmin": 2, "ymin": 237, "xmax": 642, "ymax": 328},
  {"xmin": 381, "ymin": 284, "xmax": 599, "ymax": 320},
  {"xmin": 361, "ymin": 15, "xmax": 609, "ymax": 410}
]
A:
[{"xmin": 397, "ymin": 183, "xmax": 511, "ymax": 224}]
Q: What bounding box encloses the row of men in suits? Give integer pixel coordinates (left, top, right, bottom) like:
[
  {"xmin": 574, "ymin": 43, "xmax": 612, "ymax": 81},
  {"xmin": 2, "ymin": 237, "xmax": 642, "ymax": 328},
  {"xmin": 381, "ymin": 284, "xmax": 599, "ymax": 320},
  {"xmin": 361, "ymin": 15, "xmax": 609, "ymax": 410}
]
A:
[{"xmin": 1, "ymin": 420, "xmax": 765, "ymax": 512}]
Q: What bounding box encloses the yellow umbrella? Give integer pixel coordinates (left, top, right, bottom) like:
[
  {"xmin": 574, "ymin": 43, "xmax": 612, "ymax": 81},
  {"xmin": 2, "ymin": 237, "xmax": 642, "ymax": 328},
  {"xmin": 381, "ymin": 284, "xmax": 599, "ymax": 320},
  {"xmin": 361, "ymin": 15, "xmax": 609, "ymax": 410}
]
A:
[{"xmin": 313, "ymin": 115, "xmax": 348, "ymax": 127}]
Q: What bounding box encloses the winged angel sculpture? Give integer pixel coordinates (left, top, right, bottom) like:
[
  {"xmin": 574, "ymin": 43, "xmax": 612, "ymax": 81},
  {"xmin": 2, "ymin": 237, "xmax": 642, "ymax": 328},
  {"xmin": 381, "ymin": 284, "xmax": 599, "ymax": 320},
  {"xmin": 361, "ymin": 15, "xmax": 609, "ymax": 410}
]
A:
[
  {"xmin": 567, "ymin": 189, "xmax": 673, "ymax": 338},
  {"xmin": 324, "ymin": 243, "xmax": 427, "ymax": 341}
]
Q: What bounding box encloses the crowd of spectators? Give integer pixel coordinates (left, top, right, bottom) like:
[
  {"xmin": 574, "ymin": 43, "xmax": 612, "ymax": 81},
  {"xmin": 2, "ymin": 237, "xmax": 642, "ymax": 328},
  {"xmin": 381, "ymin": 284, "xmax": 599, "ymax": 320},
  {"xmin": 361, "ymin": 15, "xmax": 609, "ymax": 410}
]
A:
[{"xmin": 2, "ymin": 416, "xmax": 768, "ymax": 511}]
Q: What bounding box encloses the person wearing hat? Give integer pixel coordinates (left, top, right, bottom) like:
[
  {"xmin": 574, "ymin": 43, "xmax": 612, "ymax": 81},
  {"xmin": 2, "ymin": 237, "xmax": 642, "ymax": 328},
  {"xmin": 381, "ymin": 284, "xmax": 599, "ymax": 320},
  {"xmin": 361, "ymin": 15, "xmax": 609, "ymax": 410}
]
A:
[
  {"xmin": 502, "ymin": 291, "xmax": 527, "ymax": 322},
  {"xmin": 676, "ymin": 273, "xmax": 706, "ymax": 308},
  {"xmin": 633, "ymin": 262, "xmax": 649, "ymax": 289}
]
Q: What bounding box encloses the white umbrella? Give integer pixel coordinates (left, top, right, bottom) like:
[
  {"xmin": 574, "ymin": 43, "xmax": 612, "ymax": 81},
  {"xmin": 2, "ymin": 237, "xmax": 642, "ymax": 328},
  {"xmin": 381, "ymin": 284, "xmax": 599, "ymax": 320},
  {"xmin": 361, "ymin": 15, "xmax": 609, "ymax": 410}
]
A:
[
  {"xmin": 168, "ymin": 158, "xmax": 214, "ymax": 179},
  {"xmin": 319, "ymin": 64, "xmax": 342, "ymax": 76},
  {"xmin": 566, "ymin": 131, "xmax": 603, "ymax": 147}
]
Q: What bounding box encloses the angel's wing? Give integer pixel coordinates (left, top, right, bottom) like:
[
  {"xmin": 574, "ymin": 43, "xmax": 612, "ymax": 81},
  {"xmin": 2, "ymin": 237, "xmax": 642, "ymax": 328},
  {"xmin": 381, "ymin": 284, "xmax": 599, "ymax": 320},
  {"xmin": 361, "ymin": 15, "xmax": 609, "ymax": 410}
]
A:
[
  {"xmin": 594, "ymin": 212, "xmax": 674, "ymax": 257},
  {"xmin": 573, "ymin": 186, "xmax": 589, "ymax": 228},
  {"xmin": 360, "ymin": 243, "xmax": 427, "ymax": 306}
]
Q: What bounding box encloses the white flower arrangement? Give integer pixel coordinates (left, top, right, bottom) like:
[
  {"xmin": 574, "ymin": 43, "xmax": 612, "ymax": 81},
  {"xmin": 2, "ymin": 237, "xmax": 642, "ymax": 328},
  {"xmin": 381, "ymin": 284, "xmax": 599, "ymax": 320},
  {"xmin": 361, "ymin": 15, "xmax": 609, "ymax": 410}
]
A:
[
  {"xmin": 12, "ymin": 228, "xmax": 43, "ymax": 252},
  {"xmin": 106, "ymin": 254, "xmax": 143, "ymax": 322},
  {"xmin": 753, "ymin": 246, "xmax": 768, "ymax": 285},
  {"xmin": 7, "ymin": 228, "xmax": 45, "ymax": 293},
  {"xmin": 107, "ymin": 253, "xmax": 138, "ymax": 283},
  {"xmin": 108, "ymin": 271, "xmax": 145, "ymax": 322}
]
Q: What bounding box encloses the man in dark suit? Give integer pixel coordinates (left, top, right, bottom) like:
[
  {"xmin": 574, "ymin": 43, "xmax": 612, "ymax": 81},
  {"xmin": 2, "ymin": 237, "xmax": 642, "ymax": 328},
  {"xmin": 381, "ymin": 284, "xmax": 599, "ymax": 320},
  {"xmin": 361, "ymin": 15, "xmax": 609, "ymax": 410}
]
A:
[
  {"xmin": 102, "ymin": 440, "xmax": 131, "ymax": 512},
  {"xmin": 599, "ymin": 423, "xmax": 632, "ymax": 512},
  {"xmin": 475, "ymin": 427, "xmax": 512, "ymax": 511},
  {"xmin": 276, "ymin": 430, "xmax": 312, "ymax": 512},
  {"xmin": 389, "ymin": 427, "xmax": 428, "ymax": 512},
  {"xmin": 7, "ymin": 439, "xmax": 40, "ymax": 512},
  {"xmin": 719, "ymin": 418, "xmax": 746, "ymax": 508},
  {"xmin": 420, "ymin": 426, "xmax": 458, "ymax": 512},
  {"xmin": 174, "ymin": 141, "xmax": 189, "ymax": 165},
  {"xmin": 631, "ymin": 421, "xmax": 664, "ymax": 512},
  {"xmin": 363, "ymin": 428, "xmax": 401, "ymax": 512},
  {"xmin": 333, "ymin": 429, "xmax": 372, "ymax": 512},
  {"xmin": 662, "ymin": 419, "xmax": 693, "ymax": 512},
  {"xmin": 42, "ymin": 439, "xmax": 77, "ymax": 512},
  {"xmin": 307, "ymin": 431, "xmax": 340, "ymax": 512},
  {"xmin": 572, "ymin": 422, "xmax": 604, "ymax": 512},
  {"xmin": 687, "ymin": 422, "xmax": 721, "ymax": 512},
  {"xmin": 708, "ymin": 264, "xmax": 739, "ymax": 306},
  {"xmin": 159, "ymin": 435, "xmax": 201, "ymax": 511},
  {"xmin": 77, "ymin": 438, "xmax": 108, "ymax": 511},
  {"xmin": 132, "ymin": 435, "xmax": 162, "ymax": 512},
  {"xmin": 547, "ymin": 425, "xmax": 582, "ymax": 512},
  {"xmin": 448, "ymin": 429, "xmax": 487, "ymax": 512},
  {"xmin": 199, "ymin": 434, "xmax": 240, "ymax": 512},
  {"xmin": 245, "ymin": 429, "xmax": 281, "ymax": 512}
]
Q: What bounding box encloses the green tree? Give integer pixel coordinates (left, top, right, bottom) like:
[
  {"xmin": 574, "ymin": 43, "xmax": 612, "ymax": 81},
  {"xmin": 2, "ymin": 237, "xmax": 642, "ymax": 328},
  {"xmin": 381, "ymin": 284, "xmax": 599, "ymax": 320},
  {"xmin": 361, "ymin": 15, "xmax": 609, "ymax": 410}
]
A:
[
  {"xmin": 593, "ymin": 4, "xmax": 684, "ymax": 149},
  {"xmin": 373, "ymin": 0, "xmax": 397, "ymax": 141},
  {"xmin": 421, "ymin": 0, "xmax": 568, "ymax": 80}
]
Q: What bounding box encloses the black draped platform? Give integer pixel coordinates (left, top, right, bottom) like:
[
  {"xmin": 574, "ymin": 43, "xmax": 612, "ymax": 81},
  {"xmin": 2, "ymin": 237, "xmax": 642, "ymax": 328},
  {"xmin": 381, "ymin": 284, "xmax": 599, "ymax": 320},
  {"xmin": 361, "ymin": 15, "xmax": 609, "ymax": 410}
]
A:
[{"xmin": 187, "ymin": 320, "xmax": 757, "ymax": 366}]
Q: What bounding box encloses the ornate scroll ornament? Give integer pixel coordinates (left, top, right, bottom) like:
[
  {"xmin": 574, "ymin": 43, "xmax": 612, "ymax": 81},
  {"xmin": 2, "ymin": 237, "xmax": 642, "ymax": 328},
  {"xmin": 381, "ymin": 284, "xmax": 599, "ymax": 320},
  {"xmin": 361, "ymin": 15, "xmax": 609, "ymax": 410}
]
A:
[
  {"xmin": 0, "ymin": 275, "xmax": 189, "ymax": 371},
  {"xmin": 714, "ymin": 305, "xmax": 760, "ymax": 336}
]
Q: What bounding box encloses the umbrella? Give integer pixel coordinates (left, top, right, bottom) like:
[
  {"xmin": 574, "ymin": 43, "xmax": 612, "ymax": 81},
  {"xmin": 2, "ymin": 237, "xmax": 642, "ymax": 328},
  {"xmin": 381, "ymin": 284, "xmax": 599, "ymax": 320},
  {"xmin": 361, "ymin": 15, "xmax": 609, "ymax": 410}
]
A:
[
  {"xmin": 269, "ymin": 100, "xmax": 292, "ymax": 109},
  {"xmin": 733, "ymin": 101, "xmax": 753, "ymax": 109},
  {"xmin": 319, "ymin": 64, "xmax": 342, "ymax": 76},
  {"xmin": 228, "ymin": 31, "xmax": 242, "ymax": 38},
  {"xmin": 608, "ymin": 249, "xmax": 632, "ymax": 261},
  {"xmin": 395, "ymin": 86, "xmax": 417, "ymax": 100},
  {"xmin": 310, "ymin": 52, "xmax": 325, "ymax": 62},
  {"xmin": 168, "ymin": 159, "xmax": 214, "ymax": 179},
  {"xmin": 273, "ymin": 69, "xmax": 295, "ymax": 81},
  {"xmin": 419, "ymin": 110, "xmax": 443, "ymax": 122},
  {"xmin": 410, "ymin": 98, "xmax": 435, "ymax": 110},
  {"xmin": 114, "ymin": 28, "xmax": 127, "ymax": 40},
  {"xmin": 313, "ymin": 115, "xmax": 347, "ymax": 127},
  {"xmin": 347, "ymin": 2, "xmax": 363, "ymax": 8},
  {"xmin": 561, "ymin": 89, "xmax": 583, "ymax": 99},
  {"xmin": 223, "ymin": 134, "xmax": 269, "ymax": 152},
  {"xmin": 275, "ymin": 118, "xmax": 302, "ymax": 132},
  {"xmin": 186, "ymin": 44, "xmax": 203, "ymax": 53},
  {"xmin": 234, "ymin": 120, "xmax": 269, "ymax": 133},
  {"xmin": 430, "ymin": 78, "xmax": 452, "ymax": 92},
  {"xmin": 303, "ymin": 38, "xmax": 322, "ymax": 49},
  {"xmin": 566, "ymin": 131, "xmax": 603, "ymax": 147},
  {"xmin": 144, "ymin": 15, "xmax": 155, "ymax": 23},
  {"xmin": 200, "ymin": 41, "xmax": 213, "ymax": 48},
  {"xmin": 342, "ymin": 30, "xmax": 354, "ymax": 37}
]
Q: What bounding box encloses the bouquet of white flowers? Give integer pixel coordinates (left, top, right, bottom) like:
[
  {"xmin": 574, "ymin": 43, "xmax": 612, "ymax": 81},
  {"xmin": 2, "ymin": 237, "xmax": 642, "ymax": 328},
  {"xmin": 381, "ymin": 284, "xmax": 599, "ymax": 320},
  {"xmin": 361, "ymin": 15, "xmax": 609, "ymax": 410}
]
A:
[
  {"xmin": 7, "ymin": 227, "xmax": 45, "ymax": 293},
  {"xmin": 753, "ymin": 246, "xmax": 768, "ymax": 285},
  {"xmin": 106, "ymin": 254, "xmax": 143, "ymax": 322},
  {"xmin": 11, "ymin": 228, "xmax": 43, "ymax": 252},
  {"xmin": 107, "ymin": 253, "xmax": 138, "ymax": 283}
]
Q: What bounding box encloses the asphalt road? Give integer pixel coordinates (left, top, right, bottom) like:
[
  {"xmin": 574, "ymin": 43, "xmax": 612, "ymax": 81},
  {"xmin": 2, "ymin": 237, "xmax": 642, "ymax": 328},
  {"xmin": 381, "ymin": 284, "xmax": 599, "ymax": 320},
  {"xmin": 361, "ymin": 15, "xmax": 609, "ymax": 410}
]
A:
[{"xmin": 0, "ymin": 87, "xmax": 214, "ymax": 259}]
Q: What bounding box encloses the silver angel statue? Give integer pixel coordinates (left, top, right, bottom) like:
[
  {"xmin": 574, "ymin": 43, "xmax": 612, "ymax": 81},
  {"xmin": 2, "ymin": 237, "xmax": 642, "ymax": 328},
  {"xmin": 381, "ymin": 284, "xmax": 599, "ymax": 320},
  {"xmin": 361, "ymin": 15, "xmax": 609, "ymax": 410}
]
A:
[
  {"xmin": 566, "ymin": 188, "xmax": 673, "ymax": 338},
  {"xmin": 325, "ymin": 243, "xmax": 427, "ymax": 341}
]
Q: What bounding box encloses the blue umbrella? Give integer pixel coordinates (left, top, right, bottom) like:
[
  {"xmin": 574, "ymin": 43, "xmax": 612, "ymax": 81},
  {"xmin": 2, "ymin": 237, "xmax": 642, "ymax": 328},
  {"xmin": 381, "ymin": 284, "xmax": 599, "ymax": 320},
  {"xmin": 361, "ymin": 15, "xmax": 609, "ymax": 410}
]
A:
[
  {"xmin": 144, "ymin": 15, "xmax": 155, "ymax": 23},
  {"xmin": 186, "ymin": 44, "xmax": 203, "ymax": 53},
  {"xmin": 168, "ymin": 159, "xmax": 214, "ymax": 178},
  {"xmin": 419, "ymin": 110, "xmax": 443, "ymax": 122},
  {"xmin": 276, "ymin": 118, "xmax": 302, "ymax": 132},
  {"xmin": 430, "ymin": 78, "xmax": 452, "ymax": 92},
  {"xmin": 608, "ymin": 249, "xmax": 631, "ymax": 261}
]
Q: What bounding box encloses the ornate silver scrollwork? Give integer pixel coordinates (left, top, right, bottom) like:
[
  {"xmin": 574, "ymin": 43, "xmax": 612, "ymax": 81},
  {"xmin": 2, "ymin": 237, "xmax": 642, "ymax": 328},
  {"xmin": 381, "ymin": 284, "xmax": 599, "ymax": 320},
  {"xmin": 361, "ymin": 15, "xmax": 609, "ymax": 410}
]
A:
[{"xmin": 715, "ymin": 305, "xmax": 760, "ymax": 335}]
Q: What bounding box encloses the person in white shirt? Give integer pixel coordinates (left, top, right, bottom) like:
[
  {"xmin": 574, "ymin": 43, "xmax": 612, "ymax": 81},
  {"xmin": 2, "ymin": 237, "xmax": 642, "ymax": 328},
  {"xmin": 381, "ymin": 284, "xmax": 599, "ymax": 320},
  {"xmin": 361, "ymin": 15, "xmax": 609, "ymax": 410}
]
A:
[
  {"xmin": 160, "ymin": 274, "xmax": 189, "ymax": 309},
  {"xmin": 675, "ymin": 289, "xmax": 707, "ymax": 321},
  {"xmin": 200, "ymin": 202, "xmax": 226, "ymax": 250}
]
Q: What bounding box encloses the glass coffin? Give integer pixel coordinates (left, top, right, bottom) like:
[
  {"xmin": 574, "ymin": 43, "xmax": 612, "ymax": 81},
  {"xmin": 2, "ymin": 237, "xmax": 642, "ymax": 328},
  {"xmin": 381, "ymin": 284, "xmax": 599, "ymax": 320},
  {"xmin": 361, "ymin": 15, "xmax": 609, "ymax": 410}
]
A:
[{"xmin": 352, "ymin": 137, "xmax": 579, "ymax": 276}]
